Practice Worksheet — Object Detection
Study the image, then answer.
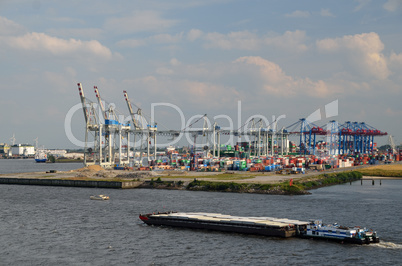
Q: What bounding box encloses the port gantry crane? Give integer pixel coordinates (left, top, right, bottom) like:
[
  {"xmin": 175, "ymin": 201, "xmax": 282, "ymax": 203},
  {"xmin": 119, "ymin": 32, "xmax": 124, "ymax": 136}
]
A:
[
  {"xmin": 94, "ymin": 86, "xmax": 130, "ymax": 168},
  {"xmin": 388, "ymin": 135, "xmax": 396, "ymax": 154},
  {"xmin": 286, "ymin": 118, "xmax": 387, "ymax": 156},
  {"xmin": 123, "ymin": 90, "xmax": 157, "ymax": 165},
  {"xmin": 334, "ymin": 121, "xmax": 386, "ymax": 155},
  {"xmin": 230, "ymin": 118, "xmax": 290, "ymax": 157},
  {"xmin": 77, "ymin": 83, "xmax": 292, "ymax": 169},
  {"xmin": 78, "ymin": 83, "xmax": 100, "ymax": 166},
  {"xmin": 78, "ymin": 83, "xmax": 130, "ymax": 168}
]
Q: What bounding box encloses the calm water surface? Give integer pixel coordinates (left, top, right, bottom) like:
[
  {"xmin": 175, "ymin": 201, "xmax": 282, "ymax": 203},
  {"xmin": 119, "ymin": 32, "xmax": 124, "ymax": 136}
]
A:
[
  {"xmin": 0, "ymin": 159, "xmax": 82, "ymax": 174},
  {"xmin": 0, "ymin": 160, "xmax": 401, "ymax": 265}
]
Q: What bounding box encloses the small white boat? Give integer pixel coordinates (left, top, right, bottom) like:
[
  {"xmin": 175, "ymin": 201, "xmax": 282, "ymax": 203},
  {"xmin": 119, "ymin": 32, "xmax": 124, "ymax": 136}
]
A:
[{"xmin": 90, "ymin": 195, "xmax": 110, "ymax": 200}]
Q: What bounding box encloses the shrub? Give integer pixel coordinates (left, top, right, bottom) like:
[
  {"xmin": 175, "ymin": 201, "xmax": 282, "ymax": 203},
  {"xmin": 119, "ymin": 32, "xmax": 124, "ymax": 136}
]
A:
[{"xmin": 48, "ymin": 155, "xmax": 56, "ymax": 163}]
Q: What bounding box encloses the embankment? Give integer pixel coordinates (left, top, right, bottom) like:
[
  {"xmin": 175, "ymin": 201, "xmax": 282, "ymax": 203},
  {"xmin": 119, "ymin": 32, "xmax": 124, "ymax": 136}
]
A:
[
  {"xmin": 356, "ymin": 164, "xmax": 402, "ymax": 178},
  {"xmin": 0, "ymin": 177, "xmax": 142, "ymax": 189},
  {"xmin": 149, "ymin": 171, "xmax": 363, "ymax": 195},
  {"xmin": 0, "ymin": 168, "xmax": 364, "ymax": 194}
]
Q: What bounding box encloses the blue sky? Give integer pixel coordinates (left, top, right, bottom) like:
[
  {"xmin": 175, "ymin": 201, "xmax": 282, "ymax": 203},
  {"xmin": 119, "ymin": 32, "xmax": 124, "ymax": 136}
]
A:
[{"xmin": 1, "ymin": 0, "xmax": 402, "ymax": 148}]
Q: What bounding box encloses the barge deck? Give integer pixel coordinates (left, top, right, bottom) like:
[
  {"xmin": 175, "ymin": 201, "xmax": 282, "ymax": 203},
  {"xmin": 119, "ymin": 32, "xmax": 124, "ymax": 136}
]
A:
[
  {"xmin": 139, "ymin": 211, "xmax": 380, "ymax": 244},
  {"xmin": 139, "ymin": 211, "xmax": 309, "ymax": 238}
]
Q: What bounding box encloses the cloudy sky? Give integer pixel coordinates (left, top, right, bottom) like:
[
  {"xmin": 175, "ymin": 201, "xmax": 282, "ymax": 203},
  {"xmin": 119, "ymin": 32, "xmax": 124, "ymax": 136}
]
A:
[{"xmin": 1, "ymin": 0, "xmax": 401, "ymax": 148}]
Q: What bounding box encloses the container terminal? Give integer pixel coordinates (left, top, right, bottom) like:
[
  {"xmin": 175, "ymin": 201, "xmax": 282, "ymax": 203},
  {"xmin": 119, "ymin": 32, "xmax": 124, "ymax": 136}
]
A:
[
  {"xmin": 76, "ymin": 83, "xmax": 396, "ymax": 174},
  {"xmin": 139, "ymin": 211, "xmax": 380, "ymax": 244}
]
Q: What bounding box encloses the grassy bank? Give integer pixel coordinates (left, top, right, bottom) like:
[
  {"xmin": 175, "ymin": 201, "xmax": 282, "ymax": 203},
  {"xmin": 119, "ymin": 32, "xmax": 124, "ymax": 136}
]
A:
[
  {"xmin": 356, "ymin": 164, "xmax": 402, "ymax": 177},
  {"xmin": 295, "ymin": 171, "xmax": 362, "ymax": 190},
  {"xmin": 183, "ymin": 171, "xmax": 363, "ymax": 195},
  {"xmin": 162, "ymin": 172, "xmax": 259, "ymax": 181},
  {"xmin": 186, "ymin": 179, "xmax": 308, "ymax": 195},
  {"xmin": 55, "ymin": 159, "xmax": 84, "ymax": 163}
]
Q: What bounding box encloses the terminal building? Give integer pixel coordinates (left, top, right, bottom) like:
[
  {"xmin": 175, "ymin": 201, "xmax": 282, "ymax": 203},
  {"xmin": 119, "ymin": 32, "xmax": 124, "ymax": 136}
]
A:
[
  {"xmin": 11, "ymin": 144, "xmax": 35, "ymax": 156},
  {"xmin": 46, "ymin": 149, "xmax": 67, "ymax": 158},
  {"xmin": 0, "ymin": 143, "xmax": 11, "ymax": 156}
]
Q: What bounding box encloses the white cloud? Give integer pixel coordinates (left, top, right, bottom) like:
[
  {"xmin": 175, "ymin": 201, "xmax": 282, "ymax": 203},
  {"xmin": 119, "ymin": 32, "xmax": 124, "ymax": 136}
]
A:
[
  {"xmin": 285, "ymin": 10, "xmax": 310, "ymax": 18},
  {"xmin": 104, "ymin": 10, "xmax": 178, "ymax": 34},
  {"xmin": 231, "ymin": 19, "xmax": 252, "ymax": 27},
  {"xmin": 119, "ymin": 29, "xmax": 309, "ymax": 53},
  {"xmin": 46, "ymin": 28, "xmax": 104, "ymax": 40},
  {"xmin": 389, "ymin": 52, "xmax": 402, "ymax": 77},
  {"xmin": 151, "ymin": 32, "xmax": 183, "ymax": 43},
  {"xmin": 170, "ymin": 58, "xmax": 180, "ymax": 66},
  {"xmin": 320, "ymin": 8, "xmax": 335, "ymax": 17},
  {"xmin": 204, "ymin": 31, "xmax": 260, "ymax": 50},
  {"xmin": 43, "ymin": 67, "xmax": 78, "ymax": 94},
  {"xmin": 316, "ymin": 32, "xmax": 390, "ymax": 80},
  {"xmin": 390, "ymin": 52, "xmax": 402, "ymax": 64},
  {"xmin": 156, "ymin": 67, "xmax": 174, "ymax": 75},
  {"xmin": 383, "ymin": 0, "xmax": 402, "ymax": 11},
  {"xmin": 1, "ymin": 32, "xmax": 112, "ymax": 59},
  {"xmin": 0, "ymin": 16, "xmax": 25, "ymax": 36},
  {"xmin": 187, "ymin": 29, "xmax": 203, "ymax": 41},
  {"xmin": 121, "ymin": 56, "xmax": 340, "ymax": 114},
  {"xmin": 354, "ymin": 0, "xmax": 371, "ymax": 11},
  {"xmin": 116, "ymin": 39, "xmax": 147, "ymax": 48},
  {"xmin": 264, "ymin": 30, "xmax": 308, "ymax": 53},
  {"xmin": 233, "ymin": 56, "xmax": 332, "ymax": 97},
  {"xmin": 127, "ymin": 75, "xmax": 241, "ymax": 110},
  {"xmin": 117, "ymin": 32, "xmax": 183, "ymax": 48},
  {"xmin": 201, "ymin": 30, "xmax": 309, "ymax": 52}
]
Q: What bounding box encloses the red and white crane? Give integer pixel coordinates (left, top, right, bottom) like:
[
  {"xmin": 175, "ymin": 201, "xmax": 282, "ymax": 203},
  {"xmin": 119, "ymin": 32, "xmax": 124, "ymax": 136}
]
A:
[
  {"xmin": 123, "ymin": 90, "xmax": 141, "ymax": 130},
  {"xmin": 77, "ymin": 83, "xmax": 89, "ymax": 124},
  {"xmin": 94, "ymin": 86, "xmax": 108, "ymax": 121}
]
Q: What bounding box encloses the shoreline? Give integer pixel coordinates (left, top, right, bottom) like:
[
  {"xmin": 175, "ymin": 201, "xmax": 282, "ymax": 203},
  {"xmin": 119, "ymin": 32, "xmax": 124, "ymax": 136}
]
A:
[
  {"xmin": 362, "ymin": 176, "xmax": 402, "ymax": 180},
  {"xmin": 0, "ymin": 163, "xmax": 401, "ymax": 193},
  {"xmin": 0, "ymin": 168, "xmax": 364, "ymax": 194}
]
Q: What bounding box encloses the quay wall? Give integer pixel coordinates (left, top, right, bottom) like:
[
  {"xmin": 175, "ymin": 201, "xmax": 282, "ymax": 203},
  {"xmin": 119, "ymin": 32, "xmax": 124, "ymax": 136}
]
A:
[{"xmin": 0, "ymin": 178, "xmax": 143, "ymax": 189}]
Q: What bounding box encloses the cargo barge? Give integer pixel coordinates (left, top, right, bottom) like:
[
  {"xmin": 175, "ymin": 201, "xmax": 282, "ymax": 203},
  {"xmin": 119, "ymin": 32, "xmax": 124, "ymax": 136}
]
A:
[
  {"xmin": 139, "ymin": 211, "xmax": 380, "ymax": 244},
  {"xmin": 139, "ymin": 211, "xmax": 309, "ymax": 238}
]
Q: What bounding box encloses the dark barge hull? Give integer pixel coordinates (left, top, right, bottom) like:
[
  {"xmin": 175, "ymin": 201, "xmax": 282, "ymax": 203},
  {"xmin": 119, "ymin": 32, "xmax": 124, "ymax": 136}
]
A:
[{"xmin": 139, "ymin": 213, "xmax": 300, "ymax": 238}]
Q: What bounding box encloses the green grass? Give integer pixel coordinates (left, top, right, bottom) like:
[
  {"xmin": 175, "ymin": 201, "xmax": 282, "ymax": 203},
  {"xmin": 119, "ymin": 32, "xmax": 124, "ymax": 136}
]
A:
[
  {"xmin": 187, "ymin": 180, "xmax": 247, "ymax": 192},
  {"xmin": 356, "ymin": 169, "xmax": 402, "ymax": 177},
  {"xmin": 294, "ymin": 171, "xmax": 362, "ymax": 190},
  {"xmin": 56, "ymin": 158, "xmax": 84, "ymax": 163},
  {"xmin": 64, "ymin": 170, "xmax": 363, "ymax": 195},
  {"xmin": 157, "ymin": 173, "xmax": 257, "ymax": 181},
  {"xmin": 185, "ymin": 171, "xmax": 363, "ymax": 194}
]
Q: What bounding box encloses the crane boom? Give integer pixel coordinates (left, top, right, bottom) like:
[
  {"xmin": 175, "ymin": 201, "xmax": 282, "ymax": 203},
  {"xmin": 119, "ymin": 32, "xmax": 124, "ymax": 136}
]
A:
[
  {"xmin": 77, "ymin": 83, "xmax": 88, "ymax": 124},
  {"xmin": 94, "ymin": 86, "xmax": 108, "ymax": 120},
  {"xmin": 389, "ymin": 135, "xmax": 396, "ymax": 154},
  {"xmin": 123, "ymin": 90, "xmax": 140, "ymax": 129}
]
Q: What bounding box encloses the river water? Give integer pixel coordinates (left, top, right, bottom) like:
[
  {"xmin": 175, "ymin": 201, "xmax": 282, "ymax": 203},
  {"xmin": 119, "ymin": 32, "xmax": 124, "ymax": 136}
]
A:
[
  {"xmin": 0, "ymin": 160, "xmax": 401, "ymax": 265},
  {"xmin": 0, "ymin": 159, "xmax": 83, "ymax": 174}
]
